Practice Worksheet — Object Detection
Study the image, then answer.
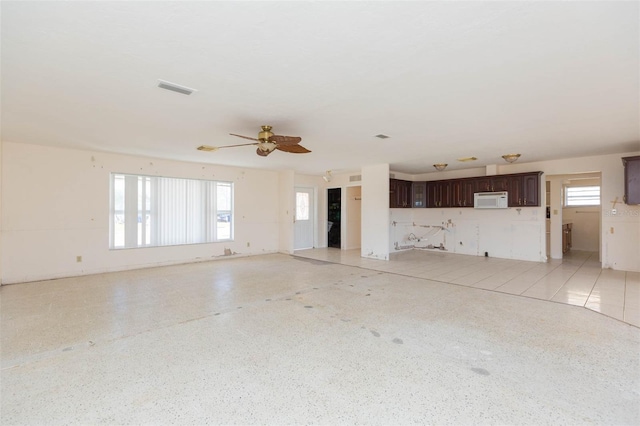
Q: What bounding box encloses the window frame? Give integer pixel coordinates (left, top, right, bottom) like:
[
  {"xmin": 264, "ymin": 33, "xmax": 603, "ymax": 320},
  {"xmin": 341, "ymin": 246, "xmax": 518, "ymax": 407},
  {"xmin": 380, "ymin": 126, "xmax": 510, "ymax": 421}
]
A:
[
  {"xmin": 109, "ymin": 173, "xmax": 234, "ymax": 249},
  {"xmin": 564, "ymin": 184, "xmax": 601, "ymax": 207}
]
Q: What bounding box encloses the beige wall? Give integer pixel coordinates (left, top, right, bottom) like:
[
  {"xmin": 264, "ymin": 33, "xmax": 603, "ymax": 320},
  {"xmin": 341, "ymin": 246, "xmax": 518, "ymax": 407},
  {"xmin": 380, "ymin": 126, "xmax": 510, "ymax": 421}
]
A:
[
  {"xmin": 563, "ymin": 206, "xmax": 600, "ymax": 252},
  {"xmin": 361, "ymin": 164, "xmax": 390, "ymax": 260},
  {"xmin": 1, "ymin": 142, "xmax": 282, "ymax": 284},
  {"xmin": 0, "ymin": 143, "xmax": 3, "ymax": 283}
]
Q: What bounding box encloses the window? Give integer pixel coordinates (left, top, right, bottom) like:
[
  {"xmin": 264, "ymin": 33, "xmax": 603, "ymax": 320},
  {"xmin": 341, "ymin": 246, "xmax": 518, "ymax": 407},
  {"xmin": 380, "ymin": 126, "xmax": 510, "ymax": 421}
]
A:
[
  {"xmin": 296, "ymin": 192, "xmax": 309, "ymax": 221},
  {"xmin": 565, "ymin": 185, "xmax": 600, "ymax": 206},
  {"xmin": 110, "ymin": 173, "xmax": 233, "ymax": 249}
]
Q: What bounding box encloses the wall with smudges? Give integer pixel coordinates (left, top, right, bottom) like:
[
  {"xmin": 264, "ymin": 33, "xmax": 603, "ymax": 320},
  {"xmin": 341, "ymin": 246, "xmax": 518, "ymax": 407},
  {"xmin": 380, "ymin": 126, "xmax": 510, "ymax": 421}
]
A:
[
  {"xmin": 278, "ymin": 170, "xmax": 295, "ymax": 254},
  {"xmin": 391, "ymin": 207, "xmax": 545, "ymax": 262},
  {"xmin": 361, "ymin": 164, "xmax": 389, "ymax": 260},
  {"xmin": 0, "ymin": 143, "xmax": 3, "ymax": 283},
  {"xmin": 1, "ymin": 142, "xmax": 282, "ymax": 284}
]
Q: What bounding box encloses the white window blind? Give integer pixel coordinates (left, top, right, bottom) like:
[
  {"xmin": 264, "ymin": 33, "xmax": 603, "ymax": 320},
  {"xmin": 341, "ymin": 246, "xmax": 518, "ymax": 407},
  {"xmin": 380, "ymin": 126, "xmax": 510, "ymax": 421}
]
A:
[
  {"xmin": 110, "ymin": 173, "xmax": 233, "ymax": 249},
  {"xmin": 565, "ymin": 185, "xmax": 600, "ymax": 206}
]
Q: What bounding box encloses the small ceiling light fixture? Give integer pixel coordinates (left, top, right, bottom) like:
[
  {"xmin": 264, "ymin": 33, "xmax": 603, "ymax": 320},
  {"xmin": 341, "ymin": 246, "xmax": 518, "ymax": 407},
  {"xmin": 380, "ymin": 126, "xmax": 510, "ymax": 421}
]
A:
[
  {"xmin": 502, "ymin": 153, "xmax": 521, "ymax": 163},
  {"xmin": 157, "ymin": 79, "xmax": 197, "ymax": 95},
  {"xmin": 457, "ymin": 156, "xmax": 478, "ymax": 162},
  {"xmin": 323, "ymin": 170, "xmax": 332, "ymax": 182},
  {"xmin": 433, "ymin": 163, "xmax": 448, "ymax": 171}
]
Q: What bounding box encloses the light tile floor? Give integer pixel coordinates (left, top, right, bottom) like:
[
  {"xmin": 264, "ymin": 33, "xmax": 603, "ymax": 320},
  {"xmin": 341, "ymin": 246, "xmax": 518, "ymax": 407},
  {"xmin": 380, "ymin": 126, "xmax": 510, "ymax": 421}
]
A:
[
  {"xmin": 294, "ymin": 248, "xmax": 640, "ymax": 328},
  {"xmin": 1, "ymin": 253, "xmax": 639, "ymax": 424}
]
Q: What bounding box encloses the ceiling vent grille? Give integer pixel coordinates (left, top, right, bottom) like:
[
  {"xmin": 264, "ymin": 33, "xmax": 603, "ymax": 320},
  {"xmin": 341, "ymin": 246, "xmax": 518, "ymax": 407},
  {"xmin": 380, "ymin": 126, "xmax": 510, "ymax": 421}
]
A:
[
  {"xmin": 349, "ymin": 175, "xmax": 362, "ymax": 182},
  {"xmin": 157, "ymin": 80, "xmax": 196, "ymax": 95},
  {"xmin": 375, "ymin": 134, "xmax": 390, "ymax": 139}
]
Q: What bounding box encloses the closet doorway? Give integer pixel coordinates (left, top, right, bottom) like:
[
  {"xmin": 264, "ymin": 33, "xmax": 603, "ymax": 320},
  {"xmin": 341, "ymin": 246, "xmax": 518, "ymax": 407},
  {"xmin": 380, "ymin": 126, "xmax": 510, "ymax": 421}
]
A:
[{"xmin": 327, "ymin": 188, "xmax": 341, "ymax": 248}]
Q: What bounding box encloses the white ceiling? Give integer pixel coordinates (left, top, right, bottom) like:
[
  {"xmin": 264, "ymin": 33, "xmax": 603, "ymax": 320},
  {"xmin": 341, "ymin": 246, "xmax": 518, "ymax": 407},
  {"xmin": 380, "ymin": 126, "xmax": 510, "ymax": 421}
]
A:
[{"xmin": 2, "ymin": 1, "xmax": 638, "ymax": 175}]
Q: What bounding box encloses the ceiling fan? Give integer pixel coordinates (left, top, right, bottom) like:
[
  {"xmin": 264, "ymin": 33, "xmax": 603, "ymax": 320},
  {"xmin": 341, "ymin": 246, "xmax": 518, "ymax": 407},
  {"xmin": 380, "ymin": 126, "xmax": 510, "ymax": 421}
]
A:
[{"xmin": 197, "ymin": 125, "xmax": 311, "ymax": 157}]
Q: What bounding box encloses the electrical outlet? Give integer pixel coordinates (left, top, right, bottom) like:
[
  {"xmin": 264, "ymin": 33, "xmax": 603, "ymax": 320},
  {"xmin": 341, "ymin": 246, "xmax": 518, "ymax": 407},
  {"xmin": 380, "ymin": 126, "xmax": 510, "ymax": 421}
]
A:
[{"xmin": 76, "ymin": 256, "xmax": 82, "ymax": 263}]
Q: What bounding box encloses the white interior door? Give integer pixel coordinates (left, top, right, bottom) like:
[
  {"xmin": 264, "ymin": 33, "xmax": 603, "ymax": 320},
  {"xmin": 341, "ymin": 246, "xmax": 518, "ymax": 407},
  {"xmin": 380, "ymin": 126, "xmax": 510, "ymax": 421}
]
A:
[{"xmin": 294, "ymin": 187, "xmax": 314, "ymax": 250}]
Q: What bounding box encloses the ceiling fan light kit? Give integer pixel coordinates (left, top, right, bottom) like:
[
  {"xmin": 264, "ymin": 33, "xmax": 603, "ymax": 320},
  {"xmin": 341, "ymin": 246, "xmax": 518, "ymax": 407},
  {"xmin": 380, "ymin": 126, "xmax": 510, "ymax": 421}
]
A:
[
  {"xmin": 257, "ymin": 141, "xmax": 277, "ymax": 153},
  {"xmin": 433, "ymin": 163, "xmax": 448, "ymax": 171}
]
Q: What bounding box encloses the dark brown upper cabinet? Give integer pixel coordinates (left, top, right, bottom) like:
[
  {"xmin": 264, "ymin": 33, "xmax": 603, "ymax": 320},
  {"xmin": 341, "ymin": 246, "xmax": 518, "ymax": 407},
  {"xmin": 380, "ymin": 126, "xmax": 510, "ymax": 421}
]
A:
[
  {"xmin": 451, "ymin": 179, "xmax": 475, "ymax": 207},
  {"xmin": 390, "ymin": 171, "xmax": 542, "ymax": 209},
  {"xmin": 389, "ymin": 179, "xmax": 412, "ymax": 208},
  {"xmin": 622, "ymin": 156, "xmax": 640, "ymax": 205},
  {"xmin": 426, "ymin": 180, "xmax": 451, "ymax": 208}
]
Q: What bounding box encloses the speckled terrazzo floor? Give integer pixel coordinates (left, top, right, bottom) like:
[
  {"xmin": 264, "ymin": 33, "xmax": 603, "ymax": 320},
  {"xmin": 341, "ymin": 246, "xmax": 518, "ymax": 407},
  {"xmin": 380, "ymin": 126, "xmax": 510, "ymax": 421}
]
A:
[{"xmin": 2, "ymin": 254, "xmax": 639, "ymax": 424}]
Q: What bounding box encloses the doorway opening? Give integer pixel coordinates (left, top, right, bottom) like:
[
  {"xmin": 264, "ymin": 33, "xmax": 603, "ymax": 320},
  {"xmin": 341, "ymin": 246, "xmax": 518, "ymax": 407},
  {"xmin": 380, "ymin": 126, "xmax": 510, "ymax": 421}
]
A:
[
  {"xmin": 546, "ymin": 172, "xmax": 601, "ymax": 262},
  {"xmin": 328, "ymin": 188, "xmax": 341, "ymax": 248},
  {"xmin": 345, "ymin": 186, "xmax": 362, "ymax": 250}
]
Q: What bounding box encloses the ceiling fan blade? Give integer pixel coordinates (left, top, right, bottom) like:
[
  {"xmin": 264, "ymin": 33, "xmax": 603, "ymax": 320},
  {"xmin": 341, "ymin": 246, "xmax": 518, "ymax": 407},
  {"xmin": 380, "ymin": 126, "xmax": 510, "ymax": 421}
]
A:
[
  {"xmin": 197, "ymin": 145, "xmax": 219, "ymax": 152},
  {"xmin": 256, "ymin": 148, "xmax": 272, "ymax": 157},
  {"xmin": 276, "ymin": 144, "xmax": 311, "ymax": 154},
  {"xmin": 217, "ymin": 142, "xmax": 258, "ymax": 149},
  {"xmin": 230, "ymin": 133, "xmax": 260, "ymax": 141},
  {"xmin": 269, "ymin": 135, "xmax": 302, "ymax": 145},
  {"xmin": 197, "ymin": 142, "xmax": 257, "ymax": 152}
]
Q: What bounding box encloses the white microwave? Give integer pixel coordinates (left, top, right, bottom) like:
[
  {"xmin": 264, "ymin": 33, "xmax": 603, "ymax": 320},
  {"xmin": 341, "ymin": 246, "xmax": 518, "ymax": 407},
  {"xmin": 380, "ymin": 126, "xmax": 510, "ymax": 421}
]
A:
[{"xmin": 474, "ymin": 192, "xmax": 508, "ymax": 209}]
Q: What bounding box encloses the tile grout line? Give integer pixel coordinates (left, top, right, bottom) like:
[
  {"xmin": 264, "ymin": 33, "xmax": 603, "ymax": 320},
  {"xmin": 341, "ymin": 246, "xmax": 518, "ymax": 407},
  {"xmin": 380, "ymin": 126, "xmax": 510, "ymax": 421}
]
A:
[
  {"xmin": 583, "ymin": 268, "xmax": 604, "ymax": 308},
  {"xmin": 545, "ymin": 251, "xmax": 594, "ymax": 302},
  {"xmin": 623, "ymin": 271, "xmax": 628, "ymax": 319},
  {"xmin": 515, "ymin": 260, "xmax": 567, "ymax": 297},
  {"xmin": 493, "ymin": 260, "xmax": 558, "ymax": 293}
]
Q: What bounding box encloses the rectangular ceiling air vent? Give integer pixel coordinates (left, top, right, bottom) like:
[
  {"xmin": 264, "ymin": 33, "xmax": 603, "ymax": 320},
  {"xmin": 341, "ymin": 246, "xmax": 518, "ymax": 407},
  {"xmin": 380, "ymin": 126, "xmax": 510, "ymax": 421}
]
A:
[
  {"xmin": 375, "ymin": 134, "xmax": 390, "ymax": 139},
  {"xmin": 349, "ymin": 175, "xmax": 362, "ymax": 182},
  {"xmin": 157, "ymin": 80, "xmax": 196, "ymax": 95}
]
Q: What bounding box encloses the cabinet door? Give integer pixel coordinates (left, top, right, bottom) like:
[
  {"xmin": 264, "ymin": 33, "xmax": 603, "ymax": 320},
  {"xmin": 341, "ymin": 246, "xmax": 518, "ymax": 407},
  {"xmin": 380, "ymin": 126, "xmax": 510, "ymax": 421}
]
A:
[
  {"xmin": 508, "ymin": 175, "xmax": 523, "ymax": 206},
  {"xmin": 623, "ymin": 156, "xmax": 640, "ymax": 205},
  {"xmin": 522, "ymin": 173, "xmax": 540, "ymax": 206},
  {"xmin": 475, "ymin": 177, "xmax": 492, "ymax": 192},
  {"xmin": 427, "ymin": 181, "xmax": 450, "ymax": 208},
  {"xmin": 450, "ymin": 181, "xmax": 462, "ymax": 207},
  {"xmin": 412, "ymin": 182, "xmax": 426, "ymax": 208},
  {"xmin": 461, "ymin": 180, "xmax": 475, "ymax": 207},
  {"xmin": 397, "ymin": 180, "xmax": 411, "ymax": 208},
  {"xmin": 450, "ymin": 180, "xmax": 473, "ymax": 207},
  {"xmin": 432, "ymin": 181, "xmax": 451, "ymax": 207},
  {"xmin": 426, "ymin": 182, "xmax": 438, "ymax": 208},
  {"xmin": 390, "ymin": 179, "xmax": 412, "ymax": 208},
  {"xmin": 441, "ymin": 181, "xmax": 452, "ymax": 207},
  {"xmin": 389, "ymin": 179, "xmax": 399, "ymax": 208},
  {"xmin": 491, "ymin": 176, "xmax": 510, "ymax": 192},
  {"xmin": 403, "ymin": 180, "xmax": 413, "ymax": 208}
]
